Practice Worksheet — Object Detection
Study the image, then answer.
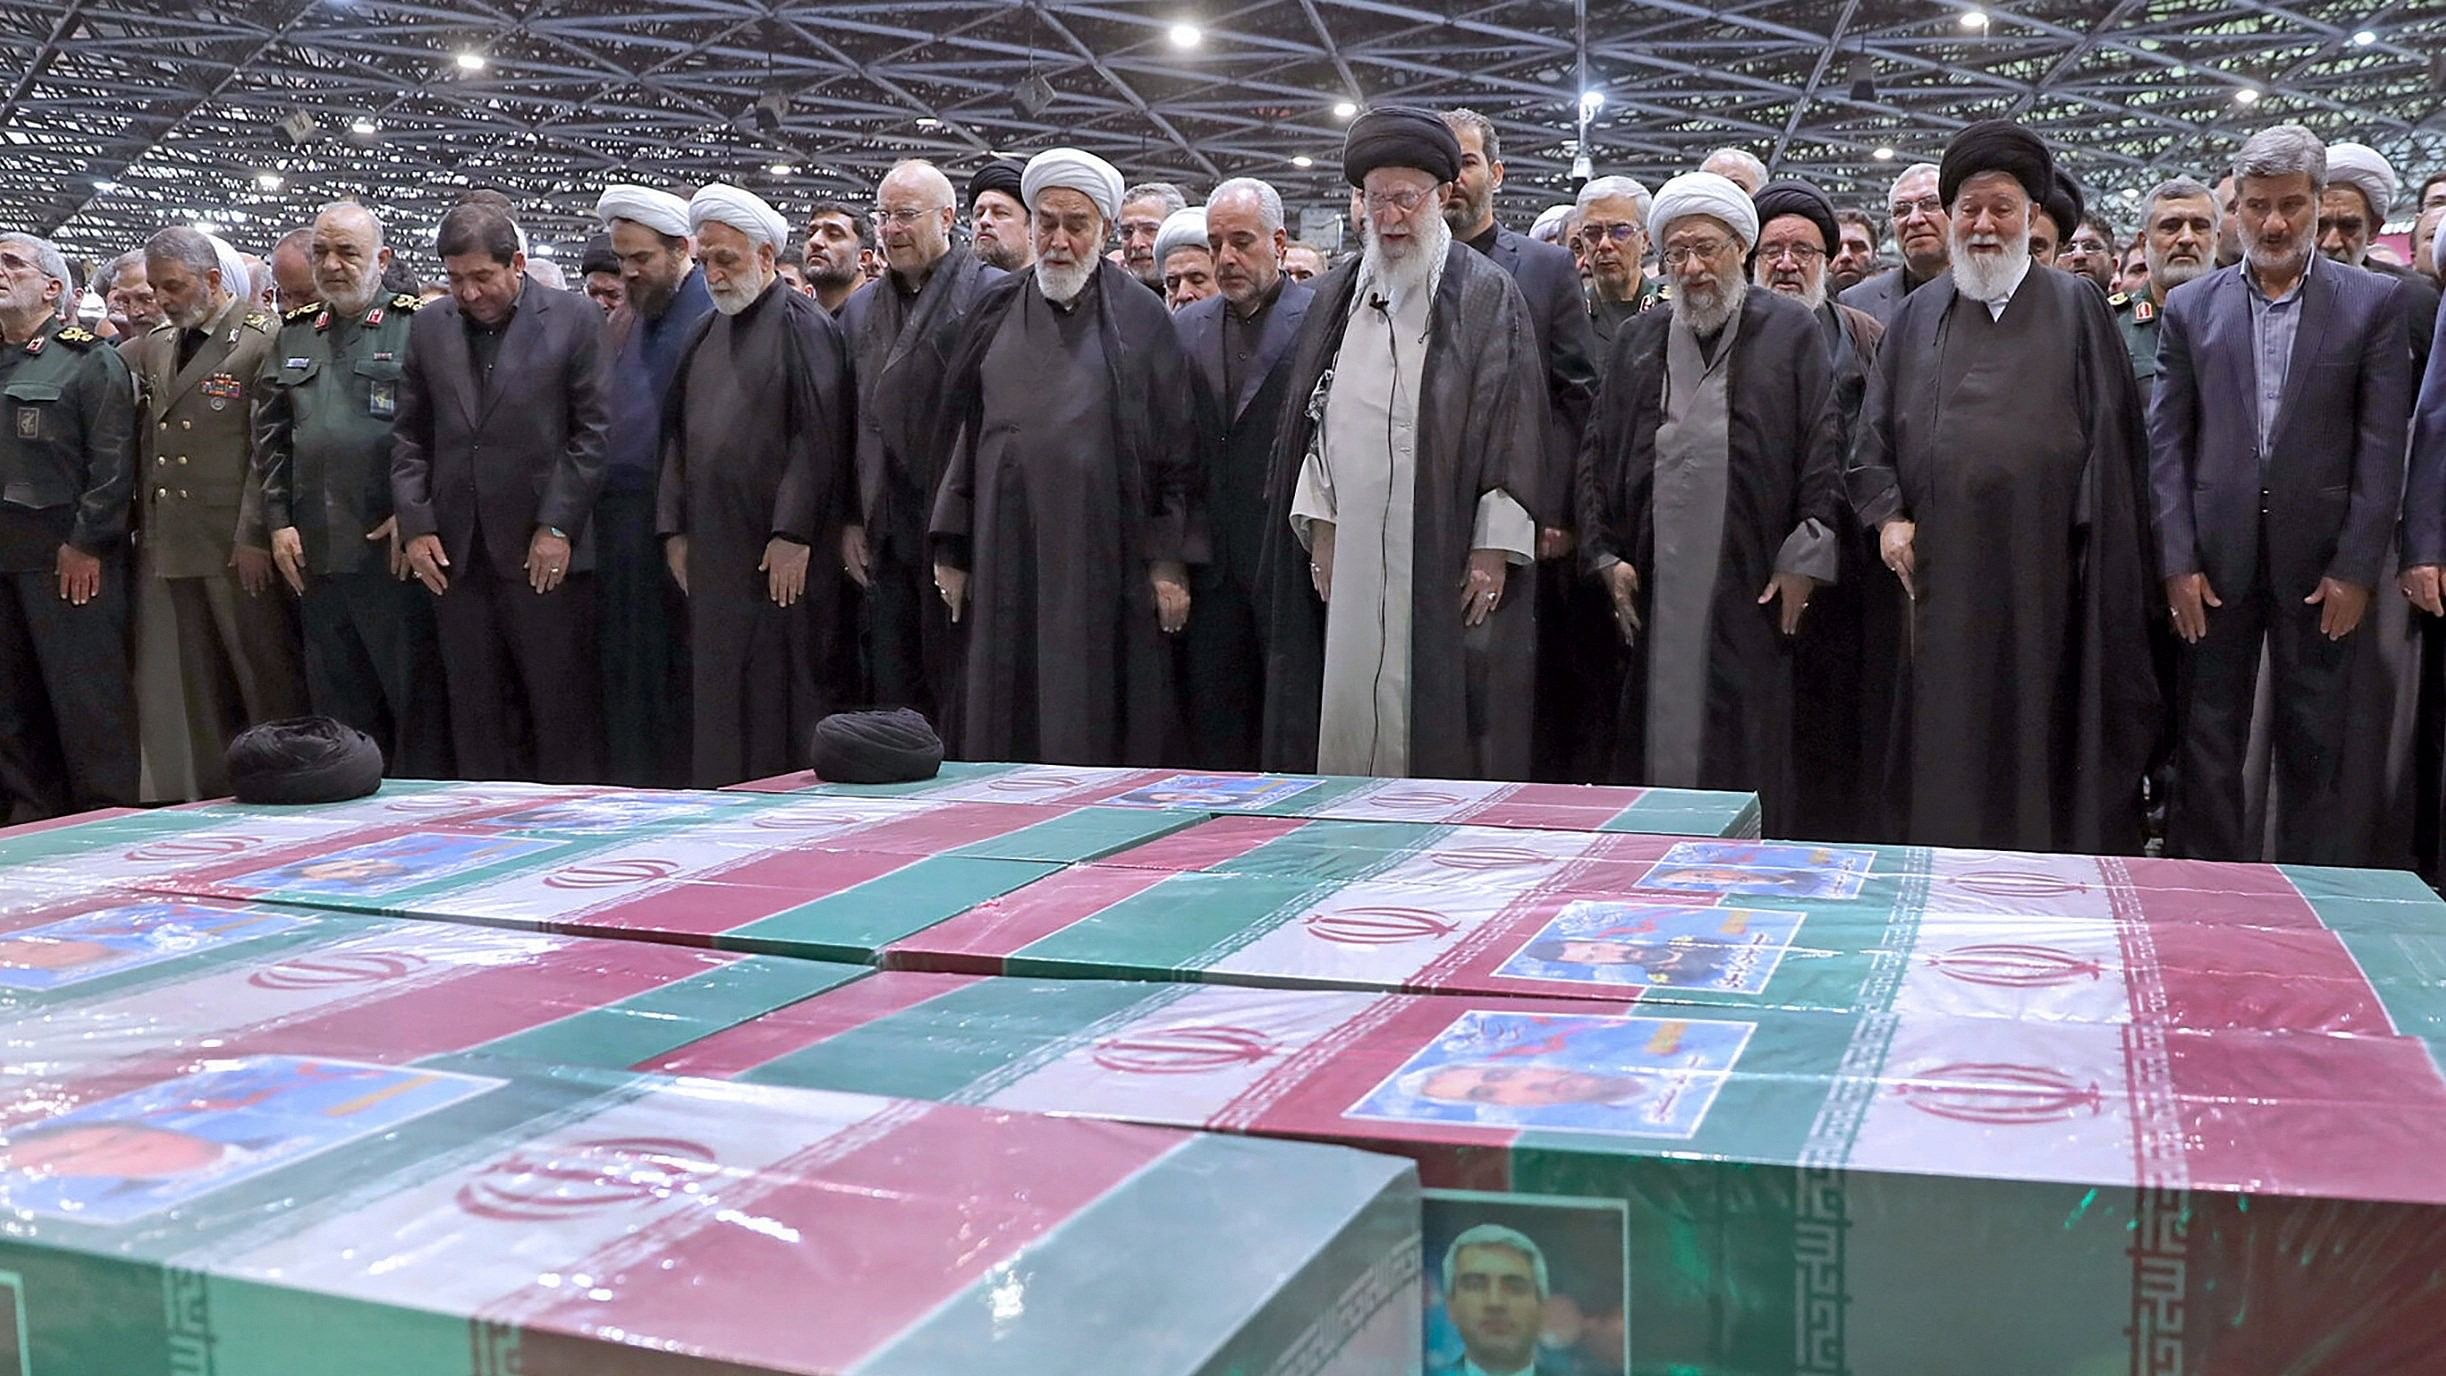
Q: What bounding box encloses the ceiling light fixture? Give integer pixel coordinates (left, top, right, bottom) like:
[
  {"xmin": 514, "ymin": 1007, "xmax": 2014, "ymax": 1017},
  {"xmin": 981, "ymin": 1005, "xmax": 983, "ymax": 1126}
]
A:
[
  {"xmin": 454, "ymin": 51, "xmax": 485, "ymax": 72},
  {"xmin": 1292, "ymin": 154, "xmax": 1314, "ymax": 167},
  {"xmin": 1332, "ymin": 99, "xmax": 1358, "ymax": 119},
  {"xmin": 1168, "ymin": 22, "xmax": 1202, "ymax": 48},
  {"xmin": 2352, "ymin": 29, "xmax": 2377, "ymax": 46},
  {"xmin": 1960, "ymin": 8, "xmax": 1989, "ymax": 29},
  {"xmin": 2234, "ymin": 84, "xmax": 2261, "ymax": 104},
  {"xmin": 1873, "ymin": 145, "xmax": 1895, "ymax": 160},
  {"xmin": 350, "ymin": 117, "xmax": 377, "ymax": 135}
]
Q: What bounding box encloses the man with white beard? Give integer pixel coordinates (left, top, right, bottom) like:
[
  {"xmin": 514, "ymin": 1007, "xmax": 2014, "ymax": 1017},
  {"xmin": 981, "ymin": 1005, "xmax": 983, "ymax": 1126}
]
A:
[
  {"xmin": 1848, "ymin": 119, "xmax": 2160, "ymax": 852},
  {"xmin": 1571, "ymin": 171, "xmax": 1841, "ymax": 830},
  {"xmin": 1750, "ymin": 177, "xmax": 1893, "ymax": 840},
  {"xmin": 1255, "ymin": 106, "xmax": 1548, "ymax": 778},
  {"xmin": 927, "ymin": 147, "xmax": 1200, "ymax": 765},
  {"xmin": 655, "ymin": 182, "xmax": 851, "ymax": 787}
]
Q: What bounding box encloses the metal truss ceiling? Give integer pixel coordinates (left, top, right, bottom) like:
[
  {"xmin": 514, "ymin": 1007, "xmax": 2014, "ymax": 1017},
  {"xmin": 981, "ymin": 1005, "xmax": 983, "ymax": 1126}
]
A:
[{"xmin": 5, "ymin": 0, "xmax": 2442, "ymax": 266}]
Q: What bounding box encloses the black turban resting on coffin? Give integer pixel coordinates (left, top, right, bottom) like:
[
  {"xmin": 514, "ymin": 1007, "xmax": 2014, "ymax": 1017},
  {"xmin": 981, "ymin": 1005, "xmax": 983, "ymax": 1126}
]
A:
[
  {"xmin": 1751, "ymin": 178, "xmax": 1841, "ymax": 255},
  {"xmin": 226, "ymin": 716, "xmax": 385, "ymax": 805},
  {"xmin": 1939, "ymin": 119, "xmax": 2056, "ymax": 209},
  {"xmin": 2039, "ymin": 169, "xmax": 2086, "ymax": 245},
  {"xmin": 1342, "ymin": 105, "xmax": 1462, "ymax": 188},
  {"xmin": 967, "ymin": 157, "xmax": 1026, "ymax": 208},
  {"xmin": 809, "ymin": 708, "xmax": 944, "ymax": 784}
]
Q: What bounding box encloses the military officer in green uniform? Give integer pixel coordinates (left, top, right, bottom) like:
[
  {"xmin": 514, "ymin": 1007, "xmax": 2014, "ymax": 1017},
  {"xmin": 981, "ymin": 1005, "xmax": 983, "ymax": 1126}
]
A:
[
  {"xmin": 255, "ymin": 201, "xmax": 449, "ymax": 777},
  {"xmin": 126, "ymin": 226, "xmax": 307, "ymax": 799},
  {"xmin": 2115, "ymin": 176, "xmax": 2223, "ymax": 412},
  {"xmin": 0, "ymin": 233, "xmax": 138, "ymax": 817}
]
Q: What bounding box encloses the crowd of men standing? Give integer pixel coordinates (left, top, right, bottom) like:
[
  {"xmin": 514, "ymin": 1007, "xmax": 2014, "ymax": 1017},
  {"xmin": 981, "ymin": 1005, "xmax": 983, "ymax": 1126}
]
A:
[{"xmin": 6, "ymin": 107, "xmax": 2446, "ymax": 875}]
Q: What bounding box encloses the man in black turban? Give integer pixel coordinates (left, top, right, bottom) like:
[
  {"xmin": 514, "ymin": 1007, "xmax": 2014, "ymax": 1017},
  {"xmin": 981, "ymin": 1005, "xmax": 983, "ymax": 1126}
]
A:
[
  {"xmin": 1847, "ymin": 118, "xmax": 2160, "ymax": 852},
  {"xmin": 2032, "ymin": 169, "xmax": 2085, "ymax": 267},
  {"xmin": 1254, "ymin": 105, "xmax": 1552, "ymax": 780},
  {"xmin": 967, "ymin": 157, "xmax": 1033, "ymax": 273}
]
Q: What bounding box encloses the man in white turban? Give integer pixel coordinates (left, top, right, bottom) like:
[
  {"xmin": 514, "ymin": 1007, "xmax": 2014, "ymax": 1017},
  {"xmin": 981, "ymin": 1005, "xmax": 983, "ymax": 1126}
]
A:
[
  {"xmin": 652, "ymin": 179, "xmax": 854, "ymax": 785},
  {"xmin": 925, "ymin": 145, "xmax": 1201, "ymax": 764},
  {"xmin": 592, "ymin": 181, "xmax": 712, "ymax": 784},
  {"xmin": 1570, "ymin": 170, "xmax": 1843, "ymax": 830},
  {"xmin": 2321, "ymin": 141, "xmax": 2440, "ymax": 376},
  {"xmin": 1154, "ymin": 205, "xmax": 1215, "ymax": 310}
]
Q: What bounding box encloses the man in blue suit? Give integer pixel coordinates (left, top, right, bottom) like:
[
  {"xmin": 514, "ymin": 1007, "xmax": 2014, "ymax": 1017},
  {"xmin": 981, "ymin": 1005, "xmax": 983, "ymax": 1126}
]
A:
[
  {"xmin": 1171, "ymin": 177, "xmax": 1313, "ymax": 768},
  {"xmin": 2151, "ymin": 124, "xmax": 2411, "ymax": 863}
]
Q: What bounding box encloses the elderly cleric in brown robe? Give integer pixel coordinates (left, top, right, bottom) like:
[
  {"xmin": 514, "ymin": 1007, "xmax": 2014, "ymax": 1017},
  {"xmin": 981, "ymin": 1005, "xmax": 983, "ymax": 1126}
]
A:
[
  {"xmin": 1255, "ymin": 105, "xmax": 1549, "ymax": 779},
  {"xmin": 1573, "ymin": 172, "xmax": 1843, "ymax": 831},
  {"xmin": 927, "ymin": 147, "xmax": 1200, "ymax": 766},
  {"xmin": 1848, "ymin": 119, "xmax": 2159, "ymax": 852}
]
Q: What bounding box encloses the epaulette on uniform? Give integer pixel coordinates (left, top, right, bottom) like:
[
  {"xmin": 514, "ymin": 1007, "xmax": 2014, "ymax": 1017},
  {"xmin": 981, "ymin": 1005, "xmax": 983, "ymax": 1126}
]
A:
[
  {"xmin": 52, "ymin": 326, "xmax": 96, "ymax": 348},
  {"xmin": 284, "ymin": 301, "xmax": 321, "ymax": 322},
  {"xmin": 243, "ymin": 311, "xmax": 272, "ymax": 332},
  {"xmin": 2108, "ymin": 291, "xmax": 2131, "ymax": 309},
  {"xmin": 391, "ymin": 293, "xmax": 422, "ymax": 312}
]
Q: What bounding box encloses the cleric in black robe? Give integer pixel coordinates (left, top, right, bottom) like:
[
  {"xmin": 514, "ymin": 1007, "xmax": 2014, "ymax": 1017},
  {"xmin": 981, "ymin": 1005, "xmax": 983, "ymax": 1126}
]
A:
[
  {"xmin": 1575, "ymin": 173, "xmax": 1844, "ymax": 832},
  {"xmin": 928, "ymin": 148, "xmax": 1199, "ymax": 766},
  {"xmin": 657, "ymin": 184, "xmax": 851, "ymax": 786},
  {"xmin": 1848, "ymin": 121, "xmax": 2160, "ymax": 852},
  {"xmin": 839, "ymin": 160, "xmax": 1001, "ymax": 738},
  {"xmin": 1751, "ymin": 178, "xmax": 1897, "ymax": 842},
  {"xmin": 1255, "ymin": 106, "xmax": 1549, "ymax": 779}
]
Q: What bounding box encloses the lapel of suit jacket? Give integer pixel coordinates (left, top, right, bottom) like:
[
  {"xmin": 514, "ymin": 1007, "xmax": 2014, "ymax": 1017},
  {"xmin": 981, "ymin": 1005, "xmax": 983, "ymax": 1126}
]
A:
[
  {"xmin": 475, "ymin": 280, "xmax": 546, "ymax": 427},
  {"xmin": 2269, "ymin": 254, "xmax": 2335, "ymax": 451},
  {"xmin": 423, "ymin": 298, "xmax": 482, "ymax": 431},
  {"xmin": 158, "ymin": 296, "xmax": 244, "ymax": 410},
  {"xmin": 1182, "ymin": 301, "xmax": 1225, "ymax": 415},
  {"xmin": 1233, "ymin": 286, "xmax": 1309, "ymax": 422},
  {"xmin": 2212, "ymin": 268, "xmax": 2257, "ymax": 449}
]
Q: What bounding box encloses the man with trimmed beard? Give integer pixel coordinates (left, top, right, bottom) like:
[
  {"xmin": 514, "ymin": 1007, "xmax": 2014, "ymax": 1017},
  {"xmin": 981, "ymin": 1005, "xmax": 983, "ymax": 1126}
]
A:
[
  {"xmin": 1573, "ymin": 171, "xmax": 1841, "ymax": 831},
  {"xmin": 1829, "ymin": 209, "xmax": 1881, "ymax": 295},
  {"xmin": 2153, "ymin": 125, "xmax": 2409, "ymax": 865},
  {"xmin": 1117, "ymin": 182, "xmax": 1188, "ymax": 294},
  {"xmin": 839, "ymin": 159, "xmax": 1001, "ymax": 733},
  {"xmin": 100, "ymin": 251, "xmax": 164, "ymax": 339},
  {"xmin": 1442, "ymin": 107, "xmax": 1599, "ymax": 782},
  {"xmin": 1258, "ymin": 106, "xmax": 1548, "ymax": 778},
  {"xmin": 594, "ymin": 183, "xmax": 713, "ymax": 786},
  {"xmin": 1849, "ymin": 120, "xmax": 2159, "ymax": 852},
  {"xmin": 1577, "ymin": 175, "xmax": 1658, "ymax": 350},
  {"xmin": 656, "ymin": 183, "xmax": 850, "ymax": 788},
  {"xmin": 1172, "ymin": 176, "xmax": 1312, "ymax": 769},
  {"xmin": 1840, "ymin": 162, "xmax": 1948, "ymax": 326},
  {"xmin": 2062, "ymin": 213, "xmax": 2120, "ymax": 295},
  {"xmin": 927, "ymin": 148, "xmax": 1199, "ymax": 765},
  {"xmin": 127, "ymin": 225, "xmax": 305, "ymax": 800},
  {"xmin": 2321, "ymin": 143, "xmax": 2439, "ymax": 377},
  {"xmin": 1155, "ymin": 206, "xmax": 1216, "ymax": 310},
  {"xmin": 967, "ymin": 158, "xmax": 1034, "ymax": 274},
  {"xmin": 1751, "ymin": 178, "xmax": 1892, "ymax": 840},
  {"xmin": 803, "ymin": 202, "xmax": 869, "ymax": 316},
  {"xmin": 254, "ymin": 201, "xmax": 450, "ymax": 778},
  {"xmin": 2114, "ymin": 177, "xmax": 2221, "ymax": 409}
]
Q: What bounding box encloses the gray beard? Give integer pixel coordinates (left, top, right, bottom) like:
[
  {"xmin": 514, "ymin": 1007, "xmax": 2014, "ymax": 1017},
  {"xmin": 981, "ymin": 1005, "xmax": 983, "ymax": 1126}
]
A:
[
  {"xmin": 1673, "ymin": 274, "xmax": 1746, "ymax": 334},
  {"xmin": 977, "ymin": 237, "xmax": 1030, "ymax": 271},
  {"xmin": 325, "ymin": 267, "xmax": 384, "ymax": 316},
  {"xmin": 1036, "ymin": 255, "xmax": 1094, "ymax": 304},
  {"xmin": 1360, "ymin": 212, "xmax": 1451, "ymax": 303},
  {"xmin": 708, "ymin": 270, "xmax": 773, "ymax": 316},
  {"xmin": 2249, "ymin": 236, "xmax": 2314, "ymax": 278},
  {"xmin": 1752, "ymin": 266, "xmax": 1824, "ymax": 312},
  {"xmin": 2144, "ymin": 244, "xmax": 2212, "ymax": 295},
  {"xmin": 1950, "ymin": 227, "xmax": 2031, "ymax": 302}
]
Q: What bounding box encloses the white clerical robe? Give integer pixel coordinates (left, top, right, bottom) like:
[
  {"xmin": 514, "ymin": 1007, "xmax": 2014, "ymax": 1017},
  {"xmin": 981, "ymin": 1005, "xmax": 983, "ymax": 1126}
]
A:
[{"xmin": 1288, "ymin": 270, "xmax": 1533, "ymax": 775}]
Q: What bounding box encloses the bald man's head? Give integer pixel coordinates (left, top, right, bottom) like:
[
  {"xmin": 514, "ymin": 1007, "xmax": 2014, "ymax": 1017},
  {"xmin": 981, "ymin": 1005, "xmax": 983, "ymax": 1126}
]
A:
[{"xmin": 876, "ymin": 159, "xmax": 957, "ymax": 276}]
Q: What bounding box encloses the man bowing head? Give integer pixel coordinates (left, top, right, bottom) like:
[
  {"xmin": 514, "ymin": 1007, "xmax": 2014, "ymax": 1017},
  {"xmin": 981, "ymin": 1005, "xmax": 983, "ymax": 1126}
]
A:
[
  {"xmin": 1847, "ymin": 119, "xmax": 2159, "ymax": 852},
  {"xmin": 656, "ymin": 182, "xmax": 852, "ymax": 786},
  {"xmin": 926, "ymin": 147, "xmax": 1201, "ymax": 766},
  {"xmin": 1256, "ymin": 105, "xmax": 1550, "ymax": 779}
]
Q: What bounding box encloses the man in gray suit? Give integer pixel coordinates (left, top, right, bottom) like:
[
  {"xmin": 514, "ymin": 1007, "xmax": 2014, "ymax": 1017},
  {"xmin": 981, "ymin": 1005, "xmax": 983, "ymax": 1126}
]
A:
[
  {"xmin": 2152, "ymin": 124, "xmax": 2411, "ymax": 863},
  {"xmin": 1172, "ymin": 177, "xmax": 1312, "ymax": 769},
  {"xmin": 1837, "ymin": 162, "xmax": 1950, "ymax": 326},
  {"xmin": 393, "ymin": 202, "xmax": 611, "ymax": 782}
]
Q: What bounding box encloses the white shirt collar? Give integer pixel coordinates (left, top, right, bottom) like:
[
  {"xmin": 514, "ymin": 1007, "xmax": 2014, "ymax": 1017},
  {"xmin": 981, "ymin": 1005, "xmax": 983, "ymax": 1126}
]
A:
[
  {"xmin": 1979, "ymin": 255, "xmax": 2033, "ymax": 320},
  {"xmin": 1461, "ymin": 1359, "xmax": 1536, "ymax": 1376}
]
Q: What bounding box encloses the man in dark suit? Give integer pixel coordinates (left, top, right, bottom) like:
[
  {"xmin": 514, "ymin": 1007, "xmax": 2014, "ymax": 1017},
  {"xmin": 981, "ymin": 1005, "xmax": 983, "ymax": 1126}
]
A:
[
  {"xmin": 2153, "ymin": 125, "xmax": 2411, "ymax": 864},
  {"xmin": 1442, "ymin": 108, "xmax": 1604, "ymax": 781},
  {"xmin": 392, "ymin": 202, "xmax": 611, "ymax": 783},
  {"xmin": 1838, "ymin": 162, "xmax": 1950, "ymax": 327},
  {"xmin": 1171, "ymin": 177, "xmax": 1313, "ymax": 770}
]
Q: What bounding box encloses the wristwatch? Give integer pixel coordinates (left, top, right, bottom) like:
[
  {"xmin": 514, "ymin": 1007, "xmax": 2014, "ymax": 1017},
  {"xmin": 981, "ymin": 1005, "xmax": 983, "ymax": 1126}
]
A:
[{"xmin": 541, "ymin": 525, "xmax": 568, "ymax": 540}]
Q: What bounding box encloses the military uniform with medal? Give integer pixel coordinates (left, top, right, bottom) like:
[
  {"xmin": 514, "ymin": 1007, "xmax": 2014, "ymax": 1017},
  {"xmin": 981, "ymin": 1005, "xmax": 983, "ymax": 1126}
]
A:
[
  {"xmin": 0, "ymin": 310, "xmax": 140, "ymax": 816},
  {"xmin": 126, "ymin": 292, "xmax": 307, "ymax": 798},
  {"xmin": 253, "ymin": 292, "xmax": 449, "ymax": 776},
  {"xmin": 2111, "ymin": 289, "xmax": 2165, "ymax": 410}
]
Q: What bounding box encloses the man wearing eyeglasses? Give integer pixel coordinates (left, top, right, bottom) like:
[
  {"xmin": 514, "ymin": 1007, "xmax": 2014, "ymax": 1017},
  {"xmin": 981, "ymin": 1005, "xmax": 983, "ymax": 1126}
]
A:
[
  {"xmin": 1574, "ymin": 172, "xmax": 1842, "ymax": 833},
  {"xmin": 1117, "ymin": 183, "xmax": 1188, "ymax": 295},
  {"xmin": 1839, "ymin": 162, "xmax": 1950, "ymax": 327},
  {"xmin": 1258, "ymin": 106, "xmax": 1548, "ymax": 780},
  {"xmin": 1576, "ymin": 175, "xmax": 1660, "ymax": 350},
  {"xmin": 839, "ymin": 159, "xmax": 1003, "ymax": 732},
  {"xmin": 1443, "ymin": 108, "xmax": 1600, "ymax": 783}
]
